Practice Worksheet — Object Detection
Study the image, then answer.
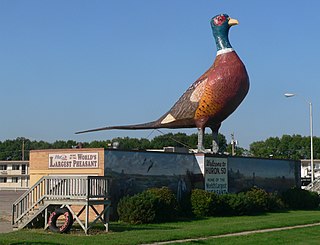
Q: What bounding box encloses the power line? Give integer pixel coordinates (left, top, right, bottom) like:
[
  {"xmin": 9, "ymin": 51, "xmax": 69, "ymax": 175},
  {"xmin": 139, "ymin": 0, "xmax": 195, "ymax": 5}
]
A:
[{"xmin": 156, "ymin": 129, "xmax": 194, "ymax": 149}]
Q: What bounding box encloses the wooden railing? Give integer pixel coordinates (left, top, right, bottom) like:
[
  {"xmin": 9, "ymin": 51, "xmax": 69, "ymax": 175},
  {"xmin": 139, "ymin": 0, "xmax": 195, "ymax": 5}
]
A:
[
  {"xmin": 12, "ymin": 176, "xmax": 110, "ymax": 226},
  {"xmin": 304, "ymin": 177, "xmax": 320, "ymax": 193}
]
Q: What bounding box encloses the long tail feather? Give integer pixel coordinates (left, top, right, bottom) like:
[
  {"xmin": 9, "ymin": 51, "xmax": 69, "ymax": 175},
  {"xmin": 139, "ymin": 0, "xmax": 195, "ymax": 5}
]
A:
[{"xmin": 75, "ymin": 121, "xmax": 160, "ymax": 134}]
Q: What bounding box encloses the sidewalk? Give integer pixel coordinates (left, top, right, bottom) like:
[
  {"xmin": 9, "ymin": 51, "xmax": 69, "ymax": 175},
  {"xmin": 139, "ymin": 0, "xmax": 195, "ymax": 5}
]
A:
[
  {"xmin": 0, "ymin": 221, "xmax": 12, "ymax": 233},
  {"xmin": 143, "ymin": 222, "xmax": 320, "ymax": 245}
]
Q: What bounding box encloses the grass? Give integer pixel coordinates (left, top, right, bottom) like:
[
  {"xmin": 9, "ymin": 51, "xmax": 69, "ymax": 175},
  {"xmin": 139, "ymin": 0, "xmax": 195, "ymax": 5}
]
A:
[
  {"xmin": 1, "ymin": 210, "xmax": 320, "ymax": 245},
  {"xmin": 176, "ymin": 225, "xmax": 320, "ymax": 244}
]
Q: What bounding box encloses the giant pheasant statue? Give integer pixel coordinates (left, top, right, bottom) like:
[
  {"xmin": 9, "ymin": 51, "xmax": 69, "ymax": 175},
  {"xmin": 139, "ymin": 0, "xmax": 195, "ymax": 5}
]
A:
[{"xmin": 76, "ymin": 14, "xmax": 250, "ymax": 153}]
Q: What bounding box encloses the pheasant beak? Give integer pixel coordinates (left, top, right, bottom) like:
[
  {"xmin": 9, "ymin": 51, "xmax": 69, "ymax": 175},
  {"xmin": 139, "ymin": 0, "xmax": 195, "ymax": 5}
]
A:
[{"xmin": 228, "ymin": 18, "xmax": 239, "ymax": 26}]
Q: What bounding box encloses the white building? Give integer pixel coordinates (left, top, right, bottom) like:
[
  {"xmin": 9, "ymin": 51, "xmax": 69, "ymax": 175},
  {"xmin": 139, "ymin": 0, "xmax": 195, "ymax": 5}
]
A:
[
  {"xmin": 0, "ymin": 161, "xmax": 29, "ymax": 190},
  {"xmin": 300, "ymin": 159, "xmax": 320, "ymax": 186}
]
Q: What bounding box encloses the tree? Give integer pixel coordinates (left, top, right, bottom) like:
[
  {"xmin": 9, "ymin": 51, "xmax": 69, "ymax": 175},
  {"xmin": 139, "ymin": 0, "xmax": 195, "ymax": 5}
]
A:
[
  {"xmin": 0, "ymin": 132, "xmax": 238, "ymax": 161},
  {"xmin": 149, "ymin": 132, "xmax": 227, "ymax": 153},
  {"xmin": 88, "ymin": 140, "xmax": 111, "ymax": 148},
  {"xmin": 112, "ymin": 137, "xmax": 151, "ymax": 150},
  {"xmin": 150, "ymin": 133, "xmax": 190, "ymax": 149},
  {"xmin": 250, "ymin": 137, "xmax": 281, "ymax": 158},
  {"xmin": 249, "ymin": 134, "xmax": 319, "ymax": 160},
  {"xmin": 225, "ymin": 144, "xmax": 249, "ymax": 156},
  {"xmin": 51, "ymin": 140, "xmax": 77, "ymax": 149}
]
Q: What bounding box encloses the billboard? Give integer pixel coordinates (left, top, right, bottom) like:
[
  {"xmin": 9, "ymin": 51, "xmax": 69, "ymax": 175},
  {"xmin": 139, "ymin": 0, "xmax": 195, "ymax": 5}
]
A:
[{"xmin": 48, "ymin": 153, "xmax": 99, "ymax": 169}]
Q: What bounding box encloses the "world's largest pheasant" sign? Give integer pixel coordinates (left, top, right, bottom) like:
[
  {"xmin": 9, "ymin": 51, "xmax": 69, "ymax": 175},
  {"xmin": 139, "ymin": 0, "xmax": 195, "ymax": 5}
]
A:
[{"xmin": 48, "ymin": 153, "xmax": 99, "ymax": 169}]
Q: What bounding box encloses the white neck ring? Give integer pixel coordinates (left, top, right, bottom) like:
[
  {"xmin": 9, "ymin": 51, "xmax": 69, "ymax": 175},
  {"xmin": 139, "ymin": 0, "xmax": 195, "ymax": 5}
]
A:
[{"xmin": 217, "ymin": 48, "xmax": 234, "ymax": 56}]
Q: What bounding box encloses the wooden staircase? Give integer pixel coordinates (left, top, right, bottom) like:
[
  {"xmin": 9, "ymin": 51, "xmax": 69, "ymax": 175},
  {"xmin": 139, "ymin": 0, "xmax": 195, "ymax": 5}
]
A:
[
  {"xmin": 12, "ymin": 176, "xmax": 111, "ymax": 234},
  {"xmin": 304, "ymin": 178, "xmax": 320, "ymax": 193}
]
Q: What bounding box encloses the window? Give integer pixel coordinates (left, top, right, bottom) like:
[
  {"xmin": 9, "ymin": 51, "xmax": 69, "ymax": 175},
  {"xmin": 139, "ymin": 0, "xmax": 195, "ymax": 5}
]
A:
[
  {"xmin": 0, "ymin": 177, "xmax": 7, "ymax": 183},
  {"xmin": 0, "ymin": 165, "xmax": 7, "ymax": 170},
  {"xmin": 21, "ymin": 165, "xmax": 26, "ymax": 175},
  {"xmin": 12, "ymin": 165, "xmax": 20, "ymax": 170},
  {"xmin": 12, "ymin": 177, "xmax": 18, "ymax": 183}
]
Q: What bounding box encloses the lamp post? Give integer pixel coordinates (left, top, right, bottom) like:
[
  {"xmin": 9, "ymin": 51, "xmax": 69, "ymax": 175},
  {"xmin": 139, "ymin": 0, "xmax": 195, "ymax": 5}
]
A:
[{"xmin": 284, "ymin": 93, "xmax": 314, "ymax": 184}]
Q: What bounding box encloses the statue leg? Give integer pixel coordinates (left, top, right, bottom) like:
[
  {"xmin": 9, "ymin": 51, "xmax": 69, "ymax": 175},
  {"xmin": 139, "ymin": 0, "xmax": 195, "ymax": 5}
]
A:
[
  {"xmin": 197, "ymin": 128, "xmax": 206, "ymax": 152},
  {"xmin": 211, "ymin": 124, "xmax": 221, "ymax": 154},
  {"xmin": 212, "ymin": 131, "xmax": 219, "ymax": 153}
]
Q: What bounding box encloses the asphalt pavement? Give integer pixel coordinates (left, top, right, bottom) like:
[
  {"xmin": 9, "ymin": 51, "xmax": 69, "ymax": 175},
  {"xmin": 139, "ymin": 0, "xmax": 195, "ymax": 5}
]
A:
[{"xmin": 0, "ymin": 190, "xmax": 25, "ymax": 233}]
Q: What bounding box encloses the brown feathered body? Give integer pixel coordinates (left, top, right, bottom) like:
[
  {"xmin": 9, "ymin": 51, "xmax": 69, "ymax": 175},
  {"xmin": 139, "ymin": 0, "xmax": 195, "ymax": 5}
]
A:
[
  {"xmin": 76, "ymin": 51, "xmax": 249, "ymax": 134},
  {"xmin": 76, "ymin": 14, "xmax": 250, "ymax": 147}
]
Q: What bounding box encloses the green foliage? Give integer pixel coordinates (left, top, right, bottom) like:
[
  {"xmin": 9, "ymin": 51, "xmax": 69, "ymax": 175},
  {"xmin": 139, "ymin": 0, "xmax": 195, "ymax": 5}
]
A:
[
  {"xmin": 51, "ymin": 140, "xmax": 77, "ymax": 149},
  {"xmin": 0, "ymin": 138, "xmax": 26, "ymax": 160},
  {"xmin": 245, "ymin": 187, "xmax": 270, "ymax": 213},
  {"xmin": 225, "ymin": 144, "xmax": 250, "ymax": 156},
  {"xmin": 190, "ymin": 189, "xmax": 219, "ymax": 217},
  {"xmin": 191, "ymin": 188, "xmax": 287, "ymax": 217},
  {"xmin": 76, "ymin": 187, "xmax": 320, "ymax": 225},
  {"xmin": 0, "ymin": 132, "xmax": 231, "ymax": 160},
  {"xmin": 112, "ymin": 137, "xmax": 151, "ymax": 150},
  {"xmin": 150, "ymin": 132, "xmax": 227, "ymax": 152},
  {"xmin": 267, "ymin": 192, "xmax": 286, "ymax": 211},
  {"xmin": 0, "ymin": 137, "xmax": 80, "ymax": 160},
  {"xmin": 7, "ymin": 133, "xmax": 320, "ymax": 160},
  {"xmin": 249, "ymin": 134, "xmax": 320, "ymax": 159},
  {"xmin": 223, "ymin": 192, "xmax": 252, "ymax": 216},
  {"xmin": 150, "ymin": 132, "xmax": 190, "ymax": 149},
  {"xmin": 242, "ymin": 187, "xmax": 285, "ymax": 214},
  {"xmin": 117, "ymin": 192, "xmax": 157, "ymax": 224},
  {"xmin": 281, "ymin": 188, "xmax": 320, "ymax": 210},
  {"xmin": 146, "ymin": 187, "xmax": 180, "ymax": 221},
  {"xmin": 117, "ymin": 187, "xmax": 181, "ymax": 224},
  {"xmin": 87, "ymin": 140, "xmax": 111, "ymax": 148}
]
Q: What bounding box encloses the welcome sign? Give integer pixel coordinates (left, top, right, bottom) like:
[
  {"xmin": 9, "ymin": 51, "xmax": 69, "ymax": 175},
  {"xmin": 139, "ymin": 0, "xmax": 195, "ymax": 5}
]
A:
[
  {"xmin": 205, "ymin": 157, "xmax": 228, "ymax": 194},
  {"xmin": 48, "ymin": 153, "xmax": 99, "ymax": 169}
]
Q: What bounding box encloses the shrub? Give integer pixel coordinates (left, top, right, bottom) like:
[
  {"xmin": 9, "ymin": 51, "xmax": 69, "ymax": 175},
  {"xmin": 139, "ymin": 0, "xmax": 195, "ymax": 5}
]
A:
[
  {"xmin": 191, "ymin": 188, "xmax": 289, "ymax": 217},
  {"xmin": 267, "ymin": 192, "xmax": 285, "ymax": 211},
  {"xmin": 117, "ymin": 191, "xmax": 158, "ymax": 224},
  {"xmin": 225, "ymin": 192, "xmax": 252, "ymax": 216},
  {"xmin": 191, "ymin": 189, "xmax": 219, "ymax": 217},
  {"xmin": 179, "ymin": 191, "xmax": 192, "ymax": 217},
  {"xmin": 281, "ymin": 188, "xmax": 320, "ymax": 210},
  {"xmin": 214, "ymin": 194, "xmax": 233, "ymax": 216},
  {"xmin": 147, "ymin": 187, "xmax": 180, "ymax": 221},
  {"xmin": 245, "ymin": 187, "xmax": 269, "ymax": 213}
]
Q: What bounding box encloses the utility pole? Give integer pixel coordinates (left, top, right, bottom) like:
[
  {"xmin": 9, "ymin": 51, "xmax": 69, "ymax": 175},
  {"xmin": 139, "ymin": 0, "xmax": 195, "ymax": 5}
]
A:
[
  {"xmin": 231, "ymin": 133, "xmax": 237, "ymax": 156},
  {"xmin": 22, "ymin": 138, "xmax": 25, "ymax": 161}
]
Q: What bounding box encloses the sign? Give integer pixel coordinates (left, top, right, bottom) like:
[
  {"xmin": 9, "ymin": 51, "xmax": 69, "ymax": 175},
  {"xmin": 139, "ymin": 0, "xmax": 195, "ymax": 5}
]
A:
[
  {"xmin": 205, "ymin": 157, "xmax": 228, "ymax": 194},
  {"xmin": 49, "ymin": 153, "xmax": 99, "ymax": 169},
  {"xmin": 195, "ymin": 155, "xmax": 205, "ymax": 175}
]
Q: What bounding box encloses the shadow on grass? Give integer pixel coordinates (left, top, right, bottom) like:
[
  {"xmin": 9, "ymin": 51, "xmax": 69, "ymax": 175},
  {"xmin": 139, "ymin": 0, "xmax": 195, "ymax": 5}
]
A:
[
  {"xmin": 68, "ymin": 215, "xmax": 208, "ymax": 233},
  {"xmin": 110, "ymin": 223, "xmax": 178, "ymax": 232},
  {"xmin": 11, "ymin": 243, "xmax": 61, "ymax": 245},
  {"xmin": 108, "ymin": 216, "xmax": 216, "ymax": 232},
  {"xmin": 213, "ymin": 209, "xmax": 291, "ymax": 218},
  {"xmin": 69, "ymin": 222, "xmax": 178, "ymax": 233},
  {"xmin": 71, "ymin": 210, "xmax": 295, "ymax": 234}
]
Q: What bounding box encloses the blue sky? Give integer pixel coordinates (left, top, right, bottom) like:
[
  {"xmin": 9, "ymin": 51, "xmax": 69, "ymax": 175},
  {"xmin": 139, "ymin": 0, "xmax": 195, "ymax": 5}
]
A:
[{"xmin": 1, "ymin": 1, "xmax": 320, "ymax": 149}]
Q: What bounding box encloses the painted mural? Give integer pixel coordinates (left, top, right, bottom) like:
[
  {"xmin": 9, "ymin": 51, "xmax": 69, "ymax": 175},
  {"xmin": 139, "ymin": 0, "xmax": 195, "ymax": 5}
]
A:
[
  {"xmin": 104, "ymin": 149, "xmax": 300, "ymax": 216},
  {"xmin": 228, "ymin": 157, "xmax": 300, "ymax": 193},
  {"xmin": 104, "ymin": 150, "xmax": 204, "ymax": 211}
]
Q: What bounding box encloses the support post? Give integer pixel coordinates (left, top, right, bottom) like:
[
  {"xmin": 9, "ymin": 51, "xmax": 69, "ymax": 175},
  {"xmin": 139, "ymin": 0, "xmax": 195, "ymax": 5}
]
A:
[
  {"xmin": 197, "ymin": 128, "xmax": 205, "ymax": 152},
  {"xmin": 212, "ymin": 131, "xmax": 219, "ymax": 154}
]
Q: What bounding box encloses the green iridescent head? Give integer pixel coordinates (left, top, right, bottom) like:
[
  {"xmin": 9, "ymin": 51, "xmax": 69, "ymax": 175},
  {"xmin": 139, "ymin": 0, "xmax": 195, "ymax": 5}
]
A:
[{"xmin": 210, "ymin": 14, "xmax": 238, "ymax": 52}]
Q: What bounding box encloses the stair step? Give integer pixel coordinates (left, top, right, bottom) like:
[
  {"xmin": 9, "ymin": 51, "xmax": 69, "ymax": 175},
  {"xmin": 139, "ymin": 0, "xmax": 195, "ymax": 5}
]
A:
[{"xmin": 13, "ymin": 206, "xmax": 48, "ymax": 230}]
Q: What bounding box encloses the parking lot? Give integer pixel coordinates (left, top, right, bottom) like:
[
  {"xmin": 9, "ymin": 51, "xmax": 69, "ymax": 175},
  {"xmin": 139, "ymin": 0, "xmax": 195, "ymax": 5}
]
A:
[{"xmin": 0, "ymin": 190, "xmax": 25, "ymax": 233}]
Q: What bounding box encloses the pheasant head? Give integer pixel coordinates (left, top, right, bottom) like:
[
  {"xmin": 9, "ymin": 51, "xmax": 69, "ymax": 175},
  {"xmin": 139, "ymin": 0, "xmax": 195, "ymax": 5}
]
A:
[{"xmin": 211, "ymin": 14, "xmax": 239, "ymax": 52}]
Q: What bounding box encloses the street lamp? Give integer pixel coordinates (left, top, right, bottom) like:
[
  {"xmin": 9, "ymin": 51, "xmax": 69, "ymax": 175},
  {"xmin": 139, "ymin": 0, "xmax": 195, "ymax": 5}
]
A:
[{"xmin": 284, "ymin": 93, "xmax": 314, "ymax": 184}]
